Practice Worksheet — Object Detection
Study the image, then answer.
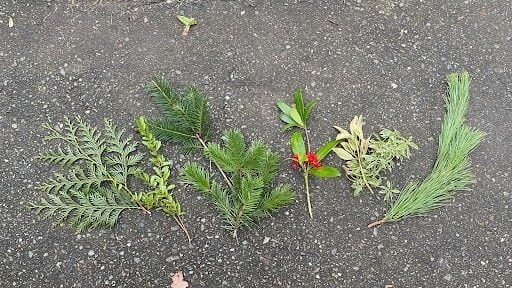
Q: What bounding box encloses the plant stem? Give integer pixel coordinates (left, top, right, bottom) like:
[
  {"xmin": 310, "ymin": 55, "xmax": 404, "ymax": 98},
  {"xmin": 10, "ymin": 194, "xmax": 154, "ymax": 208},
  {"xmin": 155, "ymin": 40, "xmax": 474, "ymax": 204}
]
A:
[
  {"xmin": 304, "ymin": 126, "xmax": 312, "ymax": 152},
  {"xmin": 196, "ymin": 134, "xmax": 234, "ymax": 190},
  {"xmin": 173, "ymin": 215, "xmax": 192, "ymax": 242},
  {"xmin": 356, "ymin": 142, "xmax": 374, "ymax": 193},
  {"xmin": 367, "ymin": 219, "xmax": 384, "ymax": 228},
  {"xmin": 232, "ymin": 205, "xmax": 245, "ymax": 239},
  {"xmin": 304, "ymin": 171, "xmax": 313, "ymax": 219}
]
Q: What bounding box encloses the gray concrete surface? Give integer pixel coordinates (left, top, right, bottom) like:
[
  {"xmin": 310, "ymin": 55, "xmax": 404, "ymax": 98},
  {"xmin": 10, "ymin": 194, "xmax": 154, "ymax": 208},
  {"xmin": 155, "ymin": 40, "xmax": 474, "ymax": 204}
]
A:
[{"xmin": 1, "ymin": 0, "xmax": 511, "ymax": 287}]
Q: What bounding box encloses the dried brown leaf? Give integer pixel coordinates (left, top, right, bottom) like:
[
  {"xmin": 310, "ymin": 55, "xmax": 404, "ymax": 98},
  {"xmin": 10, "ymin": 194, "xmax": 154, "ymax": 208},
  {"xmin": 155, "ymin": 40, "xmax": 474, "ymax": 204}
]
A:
[{"xmin": 171, "ymin": 271, "xmax": 189, "ymax": 288}]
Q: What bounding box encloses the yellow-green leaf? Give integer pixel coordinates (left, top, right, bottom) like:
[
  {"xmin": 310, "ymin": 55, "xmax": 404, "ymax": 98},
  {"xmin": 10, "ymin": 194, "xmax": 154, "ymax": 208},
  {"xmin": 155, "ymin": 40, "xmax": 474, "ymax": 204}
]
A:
[
  {"xmin": 349, "ymin": 115, "xmax": 363, "ymax": 139},
  {"xmin": 333, "ymin": 147, "xmax": 354, "ymax": 160},
  {"xmin": 8, "ymin": 16, "xmax": 14, "ymax": 28},
  {"xmin": 177, "ymin": 15, "xmax": 197, "ymax": 26},
  {"xmin": 334, "ymin": 126, "xmax": 352, "ymax": 140}
]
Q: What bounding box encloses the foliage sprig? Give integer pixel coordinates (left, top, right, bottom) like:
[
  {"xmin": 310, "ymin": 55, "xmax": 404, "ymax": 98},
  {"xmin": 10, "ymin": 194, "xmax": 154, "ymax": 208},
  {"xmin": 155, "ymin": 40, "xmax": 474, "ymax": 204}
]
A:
[
  {"xmin": 369, "ymin": 72, "xmax": 485, "ymax": 227},
  {"xmin": 181, "ymin": 130, "xmax": 294, "ymax": 238},
  {"xmin": 30, "ymin": 116, "xmax": 189, "ymax": 240},
  {"xmin": 146, "ymin": 78, "xmax": 294, "ymax": 237},
  {"xmin": 333, "ymin": 116, "xmax": 417, "ymax": 197},
  {"xmin": 30, "ymin": 117, "xmax": 145, "ymax": 232},
  {"xmin": 278, "ymin": 89, "xmax": 340, "ymax": 218}
]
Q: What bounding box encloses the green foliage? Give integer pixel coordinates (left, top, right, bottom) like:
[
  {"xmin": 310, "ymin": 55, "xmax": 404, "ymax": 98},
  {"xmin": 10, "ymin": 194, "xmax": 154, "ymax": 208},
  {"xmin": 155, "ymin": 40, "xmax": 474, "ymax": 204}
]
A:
[
  {"xmin": 132, "ymin": 117, "xmax": 183, "ymax": 216},
  {"xmin": 177, "ymin": 15, "xmax": 197, "ymax": 27},
  {"xmin": 31, "ymin": 117, "xmax": 145, "ymax": 232},
  {"xmin": 29, "ymin": 188, "xmax": 137, "ymax": 233},
  {"xmin": 145, "ymin": 77, "xmax": 210, "ymax": 152},
  {"xmin": 378, "ymin": 181, "xmax": 401, "ymax": 204},
  {"xmin": 277, "ymin": 89, "xmax": 316, "ymax": 131},
  {"xmin": 377, "ymin": 72, "xmax": 485, "ymax": 225},
  {"xmin": 278, "ymin": 89, "xmax": 339, "ymax": 219},
  {"xmin": 36, "ymin": 116, "xmax": 144, "ymax": 195},
  {"xmin": 290, "ymin": 132, "xmax": 340, "ymax": 178},
  {"xmin": 181, "ymin": 130, "xmax": 294, "ymax": 237},
  {"xmin": 333, "ymin": 116, "xmax": 417, "ymax": 197}
]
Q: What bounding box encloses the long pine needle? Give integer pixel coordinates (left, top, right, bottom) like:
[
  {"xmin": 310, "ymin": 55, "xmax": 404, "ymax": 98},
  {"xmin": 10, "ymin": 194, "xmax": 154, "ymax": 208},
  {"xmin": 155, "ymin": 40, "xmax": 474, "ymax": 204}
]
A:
[{"xmin": 370, "ymin": 72, "xmax": 485, "ymax": 227}]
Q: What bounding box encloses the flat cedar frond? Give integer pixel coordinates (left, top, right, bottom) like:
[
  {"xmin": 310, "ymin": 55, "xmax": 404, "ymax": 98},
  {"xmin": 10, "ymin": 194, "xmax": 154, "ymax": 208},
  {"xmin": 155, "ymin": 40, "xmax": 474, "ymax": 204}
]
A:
[
  {"xmin": 36, "ymin": 117, "xmax": 143, "ymax": 196},
  {"xmin": 30, "ymin": 188, "xmax": 138, "ymax": 233},
  {"xmin": 181, "ymin": 130, "xmax": 294, "ymax": 237},
  {"xmin": 146, "ymin": 77, "xmax": 211, "ymax": 152},
  {"xmin": 372, "ymin": 72, "xmax": 485, "ymax": 227}
]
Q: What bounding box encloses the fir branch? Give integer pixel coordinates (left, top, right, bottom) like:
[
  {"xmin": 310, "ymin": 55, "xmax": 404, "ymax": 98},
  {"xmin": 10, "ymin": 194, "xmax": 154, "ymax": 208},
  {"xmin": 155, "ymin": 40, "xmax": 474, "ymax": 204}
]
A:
[
  {"xmin": 145, "ymin": 77, "xmax": 232, "ymax": 189},
  {"xmin": 181, "ymin": 130, "xmax": 294, "ymax": 237},
  {"xmin": 181, "ymin": 163, "xmax": 234, "ymax": 226},
  {"xmin": 30, "ymin": 188, "xmax": 139, "ymax": 233},
  {"xmin": 146, "ymin": 77, "xmax": 211, "ymax": 151},
  {"xmin": 369, "ymin": 71, "xmax": 485, "ymax": 227}
]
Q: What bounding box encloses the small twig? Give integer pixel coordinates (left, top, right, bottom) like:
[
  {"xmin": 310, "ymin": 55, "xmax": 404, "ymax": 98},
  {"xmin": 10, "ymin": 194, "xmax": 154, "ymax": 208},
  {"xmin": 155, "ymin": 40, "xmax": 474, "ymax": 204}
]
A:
[
  {"xmin": 196, "ymin": 134, "xmax": 234, "ymax": 190},
  {"xmin": 368, "ymin": 219, "xmax": 384, "ymax": 228},
  {"xmin": 327, "ymin": 19, "xmax": 339, "ymax": 26},
  {"xmin": 304, "ymin": 171, "xmax": 313, "ymax": 219},
  {"xmin": 173, "ymin": 215, "xmax": 192, "ymax": 242}
]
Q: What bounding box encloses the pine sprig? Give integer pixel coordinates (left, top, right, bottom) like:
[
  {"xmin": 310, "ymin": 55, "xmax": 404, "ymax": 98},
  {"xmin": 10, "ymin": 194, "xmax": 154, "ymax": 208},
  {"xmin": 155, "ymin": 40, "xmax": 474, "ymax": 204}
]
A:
[
  {"xmin": 181, "ymin": 130, "xmax": 294, "ymax": 237},
  {"xmin": 369, "ymin": 72, "xmax": 485, "ymax": 227},
  {"xmin": 29, "ymin": 188, "xmax": 138, "ymax": 233},
  {"xmin": 146, "ymin": 77, "xmax": 211, "ymax": 152}
]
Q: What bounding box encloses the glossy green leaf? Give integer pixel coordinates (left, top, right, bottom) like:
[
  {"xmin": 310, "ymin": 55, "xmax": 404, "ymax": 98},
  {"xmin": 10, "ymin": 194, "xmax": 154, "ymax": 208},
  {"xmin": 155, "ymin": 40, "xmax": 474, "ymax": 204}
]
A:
[
  {"xmin": 308, "ymin": 166, "xmax": 341, "ymax": 178},
  {"xmin": 304, "ymin": 100, "xmax": 316, "ymax": 119},
  {"xmin": 315, "ymin": 139, "xmax": 339, "ymax": 162},
  {"xmin": 293, "ymin": 89, "xmax": 305, "ymax": 120},
  {"xmin": 280, "ymin": 113, "xmax": 296, "ymax": 124},
  {"xmin": 289, "ymin": 107, "xmax": 304, "ymax": 127},
  {"xmin": 290, "ymin": 132, "xmax": 306, "ymax": 157},
  {"xmin": 277, "ymin": 101, "xmax": 291, "ymax": 114}
]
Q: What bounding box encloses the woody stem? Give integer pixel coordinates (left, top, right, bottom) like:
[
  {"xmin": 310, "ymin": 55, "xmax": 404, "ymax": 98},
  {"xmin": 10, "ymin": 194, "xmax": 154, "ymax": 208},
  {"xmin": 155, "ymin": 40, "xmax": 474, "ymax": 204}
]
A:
[
  {"xmin": 196, "ymin": 134, "xmax": 234, "ymax": 190},
  {"xmin": 304, "ymin": 171, "xmax": 313, "ymax": 219},
  {"xmin": 304, "ymin": 126, "xmax": 312, "ymax": 152}
]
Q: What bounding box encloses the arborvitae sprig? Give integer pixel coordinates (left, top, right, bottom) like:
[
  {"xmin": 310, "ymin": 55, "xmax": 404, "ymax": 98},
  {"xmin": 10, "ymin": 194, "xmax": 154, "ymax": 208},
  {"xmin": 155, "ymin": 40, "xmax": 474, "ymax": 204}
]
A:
[
  {"xmin": 333, "ymin": 116, "xmax": 417, "ymax": 197},
  {"xmin": 369, "ymin": 72, "xmax": 485, "ymax": 227},
  {"xmin": 30, "ymin": 117, "xmax": 145, "ymax": 232},
  {"xmin": 30, "ymin": 188, "xmax": 137, "ymax": 233},
  {"xmin": 181, "ymin": 130, "xmax": 295, "ymax": 238}
]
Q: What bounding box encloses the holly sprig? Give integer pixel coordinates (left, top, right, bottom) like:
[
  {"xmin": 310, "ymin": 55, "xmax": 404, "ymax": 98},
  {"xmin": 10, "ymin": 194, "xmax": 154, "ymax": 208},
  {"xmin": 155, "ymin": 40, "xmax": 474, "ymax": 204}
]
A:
[{"xmin": 278, "ymin": 89, "xmax": 340, "ymax": 218}]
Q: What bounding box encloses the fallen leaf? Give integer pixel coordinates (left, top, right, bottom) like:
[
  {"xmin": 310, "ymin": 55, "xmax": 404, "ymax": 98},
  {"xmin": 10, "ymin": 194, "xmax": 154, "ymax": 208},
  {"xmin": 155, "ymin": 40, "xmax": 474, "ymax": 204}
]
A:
[
  {"xmin": 8, "ymin": 16, "xmax": 14, "ymax": 28},
  {"xmin": 263, "ymin": 236, "xmax": 271, "ymax": 244},
  {"xmin": 171, "ymin": 271, "xmax": 189, "ymax": 288}
]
